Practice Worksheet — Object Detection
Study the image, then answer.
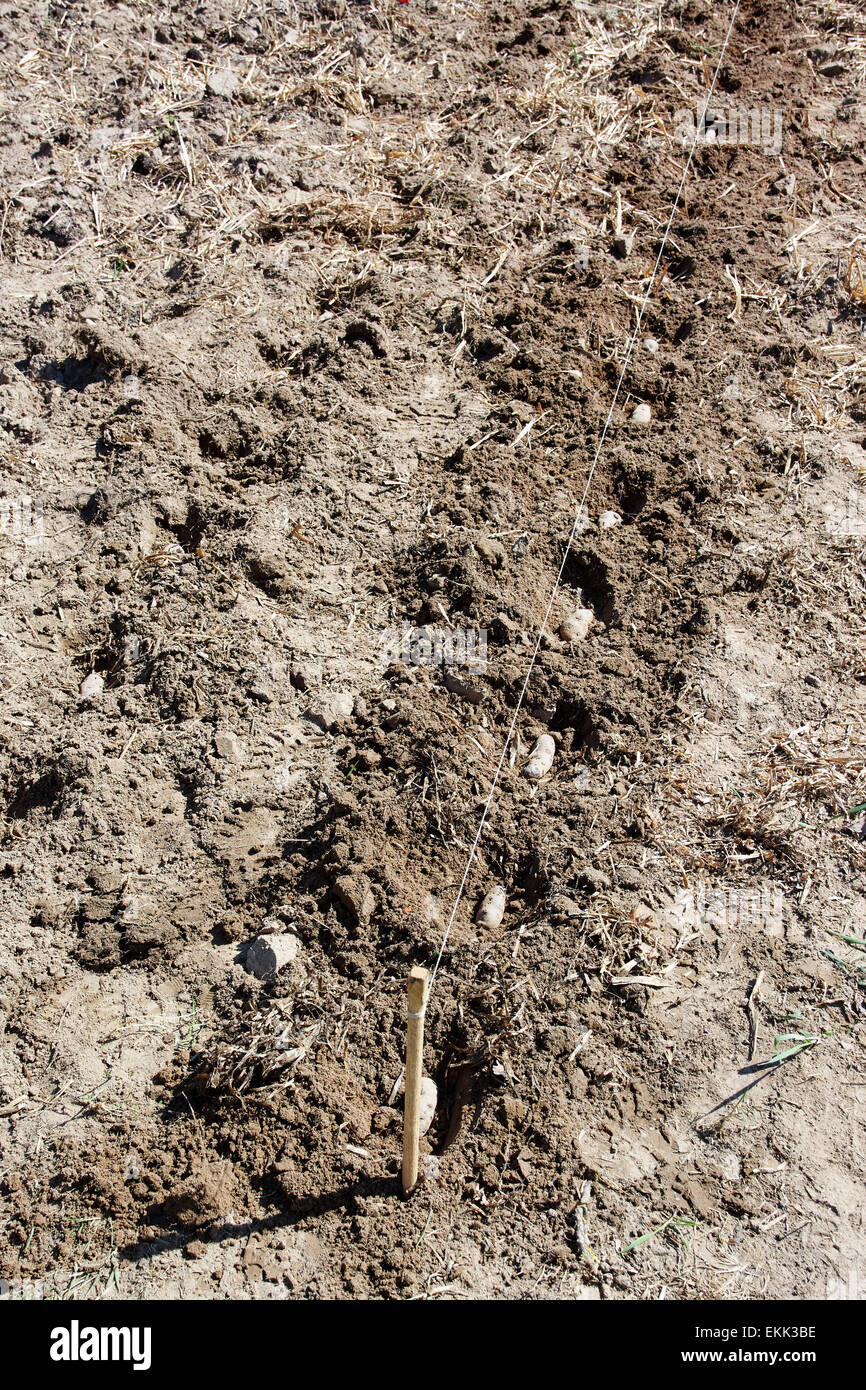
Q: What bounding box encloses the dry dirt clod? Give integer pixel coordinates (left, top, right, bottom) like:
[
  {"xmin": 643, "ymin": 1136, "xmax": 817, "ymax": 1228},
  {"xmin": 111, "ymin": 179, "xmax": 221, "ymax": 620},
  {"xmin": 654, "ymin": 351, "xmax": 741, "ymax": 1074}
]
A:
[
  {"xmin": 443, "ymin": 672, "xmax": 485, "ymax": 704},
  {"xmin": 214, "ymin": 731, "xmax": 245, "ymax": 761},
  {"xmin": 206, "ymin": 69, "xmax": 238, "ymax": 98},
  {"xmin": 245, "ymin": 933, "xmax": 301, "ymax": 980},
  {"xmin": 577, "ymin": 868, "xmax": 611, "ymax": 896},
  {"xmin": 155, "ymin": 1160, "xmax": 233, "ymax": 1230},
  {"xmin": 306, "ymin": 692, "xmax": 354, "ymax": 731},
  {"xmin": 334, "ymin": 874, "xmax": 375, "ymax": 924}
]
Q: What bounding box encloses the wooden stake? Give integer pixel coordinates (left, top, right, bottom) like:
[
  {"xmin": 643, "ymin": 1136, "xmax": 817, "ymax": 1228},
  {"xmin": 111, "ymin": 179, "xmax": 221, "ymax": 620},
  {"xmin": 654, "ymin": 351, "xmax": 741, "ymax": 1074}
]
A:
[{"xmin": 401, "ymin": 965, "xmax": 430, "ymax": 1196}]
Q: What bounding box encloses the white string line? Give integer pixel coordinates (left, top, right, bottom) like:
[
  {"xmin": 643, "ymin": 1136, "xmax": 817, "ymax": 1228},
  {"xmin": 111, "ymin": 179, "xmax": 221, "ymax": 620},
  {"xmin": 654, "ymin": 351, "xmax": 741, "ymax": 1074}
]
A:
[{"xmin": 427, "ymin": 0, "xmax": 743, "ymax": 996}]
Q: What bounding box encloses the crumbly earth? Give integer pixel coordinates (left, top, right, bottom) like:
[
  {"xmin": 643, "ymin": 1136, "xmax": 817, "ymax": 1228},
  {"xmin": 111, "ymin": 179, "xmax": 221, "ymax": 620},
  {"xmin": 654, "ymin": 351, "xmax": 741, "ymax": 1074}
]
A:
[{"xmin": 1, "ymin": 0, "xmax": 865, "ymax": 1301}]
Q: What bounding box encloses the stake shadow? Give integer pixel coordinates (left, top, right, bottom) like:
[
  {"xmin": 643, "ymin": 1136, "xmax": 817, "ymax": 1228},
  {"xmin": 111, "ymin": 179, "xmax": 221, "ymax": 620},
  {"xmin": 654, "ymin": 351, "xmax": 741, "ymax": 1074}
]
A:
[{"xmin": 117, "ymin": 1173, "xmax": 402, "ymax": 1269}]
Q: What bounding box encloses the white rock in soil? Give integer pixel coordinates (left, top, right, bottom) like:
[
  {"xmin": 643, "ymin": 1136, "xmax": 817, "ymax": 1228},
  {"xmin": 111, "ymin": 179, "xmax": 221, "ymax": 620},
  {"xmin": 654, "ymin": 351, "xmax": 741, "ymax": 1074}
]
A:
[
  {"xmin": 476, "ymin": 883, "xmax": 506, "ymax": 927},
  {"xmin": 559, "ymin": 607, "xmax": 594, "ymax": 642},
  {"xmin": 245, "ymin": 933, "xmax": 301, "ymax": 980},
  {"xmin": 524, "ymin": 733, "xmax": 555, "ymax": 779},
  {"xmin": 644, "ymin": 337, "xmax": 659, "ymax": 353},
  {"xmin": 79, "ymin": 672, "xmax": 105, "ymax": 701},
  {"xmin": 599, "ymin": 510, "xmax": 622, "ymax": 530},
  {"xmin": 631, "ymin": 402, "xmax": 652, "ymax": 425},
  {"xmin": 419, "ymin": 1077, "xmax": 438, "ymax": 1137}
]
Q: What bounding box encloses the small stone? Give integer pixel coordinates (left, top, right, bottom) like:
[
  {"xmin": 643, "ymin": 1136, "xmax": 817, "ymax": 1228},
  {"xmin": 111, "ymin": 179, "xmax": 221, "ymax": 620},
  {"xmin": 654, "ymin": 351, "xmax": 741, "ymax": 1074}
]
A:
[
  {"xmin": 630, "ymin": 402, "xmax": 652, "ymax": 425},
  {"xmin": 206, "ymin": 69, "xmax": 238, "ymax": 98},
  {"xmin": 79, "ymin": 671, "xmax": 104, "ymax": 701},
  {"xmin": 643, "ymin": 337, "xmax": 659, "ymax": 353},
  {"xmin": 245, "ymin": 933, "xmax": 301, "ymax": 980},
  {"xmin": 516, "ymin": 1149, "xmax": 533, "ymax": 1179},
  {"xmin": 599, "ymin": 509, "xmax": 622, "ymax": 530}
]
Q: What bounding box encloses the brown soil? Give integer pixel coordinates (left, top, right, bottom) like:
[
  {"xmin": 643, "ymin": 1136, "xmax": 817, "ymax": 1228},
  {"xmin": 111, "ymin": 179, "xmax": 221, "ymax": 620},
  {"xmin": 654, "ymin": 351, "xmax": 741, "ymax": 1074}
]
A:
[{"xmin": 1, "ymin": 0, "xmax": 865, "ymax": 1301}]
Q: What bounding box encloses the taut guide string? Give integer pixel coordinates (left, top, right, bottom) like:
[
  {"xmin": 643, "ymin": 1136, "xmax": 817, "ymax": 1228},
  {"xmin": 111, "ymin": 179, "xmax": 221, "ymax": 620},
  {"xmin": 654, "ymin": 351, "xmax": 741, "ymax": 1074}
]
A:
[{"xmin": 423, "ymin": 1, "xmax": 745, "ymax": 1008}]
